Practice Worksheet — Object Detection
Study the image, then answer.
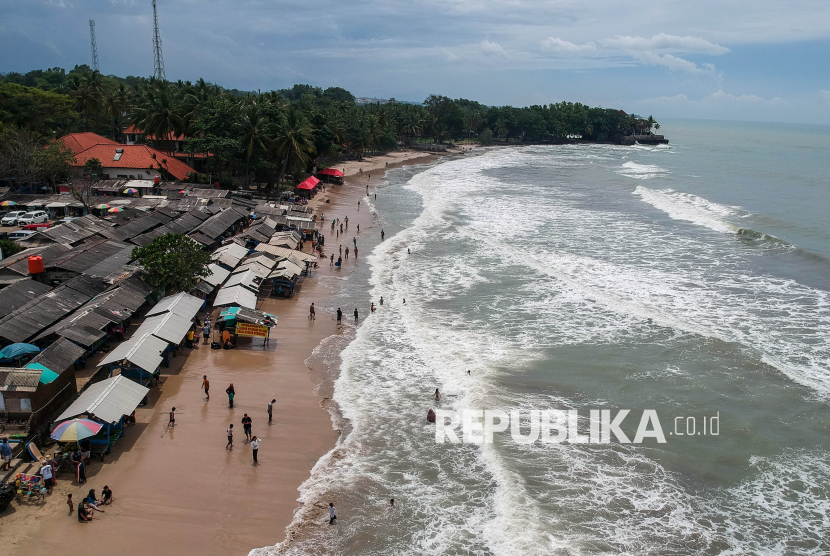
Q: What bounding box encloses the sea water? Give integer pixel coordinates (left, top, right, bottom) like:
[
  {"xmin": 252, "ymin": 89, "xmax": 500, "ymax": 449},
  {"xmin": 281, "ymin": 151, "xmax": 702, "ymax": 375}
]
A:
[{"xmin": 257, "ymin": 120, "xmax": 830, "ymax": 555}]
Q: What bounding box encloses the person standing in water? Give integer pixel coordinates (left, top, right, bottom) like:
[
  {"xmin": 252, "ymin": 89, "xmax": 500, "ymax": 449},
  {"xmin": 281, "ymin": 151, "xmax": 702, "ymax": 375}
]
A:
[
  {"xmin": 226, "ymin": 424, "xmax": 234, "ymax": 449},
  {"xmin": 251, "ymin": 436, "xmax": 261, "ymax": 463},
  {"xmin": 380, "ymin": 296, "xmax": 384, "ymax": 305},
  {"xmin": 354, "ymin": 247, "xmax": 358, "ymax": 258},
  {"xmin": 168, "ymin": 407, "xmax": 176, "ymax": 427},
  {"xmin": 268, "ymin": 399, "xmax": 275, "ymax": 423},
  {"xmin": 337, "ymin": 308, "xmax": 343, "ymax": 324},
  {"xmin": 434, "ymin": 389, "xmax": 441, "ymax": 401},
  {"xmin": 329, "ymin": 503, "xmax": 337, "ymax": 524},
  {"xmin": 381, "ymin": 229, "xmax": 385, "ymax": 240},
  {"xmin": 353, "ymin": 237, "xmax": 357, "ymax": 248},
  {"xmin": 309, "ymin": 303, "xmax": 316, "ymax": 320},
  {"xmin": 226, "ymin": 384, "xmax": 235, "ymax": 408},
  {"xmin": 354, "ymin": 308, "xmax": 359, "ymax": 323}
]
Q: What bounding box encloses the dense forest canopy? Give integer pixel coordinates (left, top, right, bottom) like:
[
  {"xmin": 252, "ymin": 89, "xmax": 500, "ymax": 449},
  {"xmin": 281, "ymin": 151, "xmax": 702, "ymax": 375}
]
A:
[{"xmin": 0, "ymin": 65, "xmax": 660, "ymax": 188}]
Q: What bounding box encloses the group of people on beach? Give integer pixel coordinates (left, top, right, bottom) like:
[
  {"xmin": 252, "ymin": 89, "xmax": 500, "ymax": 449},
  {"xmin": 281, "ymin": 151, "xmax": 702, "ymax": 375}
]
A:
[{"xmin": 74, "ymin": 486, "xmax": 114, "ymax": 523}]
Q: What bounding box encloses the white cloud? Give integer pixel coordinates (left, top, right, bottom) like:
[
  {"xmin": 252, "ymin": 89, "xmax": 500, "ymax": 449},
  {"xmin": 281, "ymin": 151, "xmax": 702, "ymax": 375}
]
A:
[
  {"xmin": 602, "ymin": 33, "xmax": 729, "ymax": 55},
  {"xmin": 703, "ymin": 90, "xmax": 787, "ymax": 105},
  {"xmin": 634, "ymin": 51, "xmax": 717, "ymax": 75},
  {"xmin": 479, "ymin": 40, "xmax": 508, "ymax": 57},
  {"xmin": 540, "ymin": 37, "xmax": 597, "ymax": 54}
]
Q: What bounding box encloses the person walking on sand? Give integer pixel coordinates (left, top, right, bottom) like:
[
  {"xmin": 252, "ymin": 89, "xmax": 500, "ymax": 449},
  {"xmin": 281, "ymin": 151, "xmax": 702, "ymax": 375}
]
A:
[
  {"xmin": 168, "ymin": 407, "xmax": 176, "ymax": 427},
  {"xmin": 202, "ymin": 321, "xmax": 211, "ymax": 345},
  {"xmin": 186, "ymin": 328, "xmax": 194, "ymax": 349},
  {"xmin": 331, "ymin": 221, "xmax": 335, "ymax": 232},
  {"xmin": 268, "ymin": 399, "xmax": 275, "ymax": 423},
  {"xmin": 354, "ymin": 308, "xmax": 359, "ymax": 323},
  {"xmin": 309, "ymin": 303, "xmax": 316, "ymax": 320},
  {"xmin": 357, "ymin": 224, "xmax": 359, "ymax": 233},
  {"xmin": 242, "ymin": 413, "xmax": 253, "ymax": 441},
  {"xmin": 202, "ymin": 375, "xmax": 210, "ymax": 400},
  {"xmin": 337, "ymin": 308, "xmax": 342, "ymax": 325},
  {"xmin": 226, "ymin": 383, "xmax": 235, "ymax": 408},
  {"xmin": 226, "ymin": 424, "xmax": 234, "ymax": 449},
  {"xmin": 251, "ymin": 436, "xmax": 261, "ymax": 463},
  {"xmin": 67, "ymin": 493, "xmax": 74, "ymax": 515},
  {"xmin": 329, "ymin": 503, "xmax": 337, "ymax": 524},
  {"xmin": 339, "ymin": 245, "xmax": 342, "ymax": 255},
  {"xmin": 345, "ymin": 247, "xmax": 349, "ymax": 259}
]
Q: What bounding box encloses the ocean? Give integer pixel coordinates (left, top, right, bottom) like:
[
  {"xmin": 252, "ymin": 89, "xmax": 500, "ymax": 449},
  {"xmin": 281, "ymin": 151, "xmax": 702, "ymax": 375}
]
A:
[{"xmin": 259, "ymin": 119, "xmax": 830, "ymax": 555}]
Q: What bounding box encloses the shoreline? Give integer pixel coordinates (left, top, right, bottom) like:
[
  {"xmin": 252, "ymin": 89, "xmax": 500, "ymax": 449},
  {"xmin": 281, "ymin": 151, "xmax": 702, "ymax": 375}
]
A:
[{"xmin": 1, "ymin": 147, "xmax": 450, "ymax": 556}]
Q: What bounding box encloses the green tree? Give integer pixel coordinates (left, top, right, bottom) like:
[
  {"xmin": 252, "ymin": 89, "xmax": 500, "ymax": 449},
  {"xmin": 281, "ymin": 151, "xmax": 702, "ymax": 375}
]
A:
[
  {"xmin": 31, "ymin": 139, "xmax": 76, "ymax": 191},
  {"xmin": 131, "ymin": 233, "xmax": 211, "ymax": 293},
  {"xmin": 271, "ymin": 106, "xmax": 316, "ymax": 189},
  {"xmin": 0, "ymin": 82, "xmax": 77, "ymax": 134},
  {"xmin": 0, "ymin": 239, "xmax": 24, "ymax": 259},
  {"xmin": 83, "ymin": 157, "xmax": 103, "ymax": 177}
]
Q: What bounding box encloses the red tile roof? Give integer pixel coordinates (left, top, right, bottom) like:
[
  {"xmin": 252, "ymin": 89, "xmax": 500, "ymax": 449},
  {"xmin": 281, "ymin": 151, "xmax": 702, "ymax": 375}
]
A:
[
  {"xmin": 123, "ymin": 125, "xmax": 186, "ymax": 142},
  {"xmin": 59, "ymin": 132, "xmax": 119, "ymax": 154},
  {"xmin": 72, "ymin": 144, "xmax": 194, "ymax": 181}
]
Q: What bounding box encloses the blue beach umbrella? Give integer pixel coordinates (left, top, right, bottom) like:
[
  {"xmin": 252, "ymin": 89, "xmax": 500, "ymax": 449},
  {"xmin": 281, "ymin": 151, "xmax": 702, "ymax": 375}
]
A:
[{"xmin": 0, "ymin": 343, "xmax": 40, "ymax": 360}]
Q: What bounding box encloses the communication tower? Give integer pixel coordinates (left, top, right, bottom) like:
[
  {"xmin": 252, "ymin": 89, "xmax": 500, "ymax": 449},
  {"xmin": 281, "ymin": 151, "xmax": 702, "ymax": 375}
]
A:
[{"xmin": 152, "ymin": 0, "xmax": 166, "ymax": 80}]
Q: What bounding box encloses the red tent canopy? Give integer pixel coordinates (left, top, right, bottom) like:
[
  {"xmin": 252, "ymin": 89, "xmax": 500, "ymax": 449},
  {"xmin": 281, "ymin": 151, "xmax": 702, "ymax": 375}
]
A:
[
  {"xmin": 296, "ymin": 176, "xmax": 320, "ymax": 190},
  {"xmin": 318, "ymin": 168, "xmax": 344, "ymax": 177}
]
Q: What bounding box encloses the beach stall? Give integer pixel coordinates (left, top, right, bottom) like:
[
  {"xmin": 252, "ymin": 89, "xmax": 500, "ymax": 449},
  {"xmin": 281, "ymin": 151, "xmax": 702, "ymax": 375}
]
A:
[
  {"xmin": 317, "ymin": 168, "xmax": 344, "ymax": 185},
  {"xmin": 54, "ymin": 374, "xmax": 149, "ymax": 457},
  {"xmin": 216, "ymin": 306, "xmax": 277, "ymax": 345},
  {"xmin": 295, "ymin": 176, "xmax": 320, "ymax": 199}
]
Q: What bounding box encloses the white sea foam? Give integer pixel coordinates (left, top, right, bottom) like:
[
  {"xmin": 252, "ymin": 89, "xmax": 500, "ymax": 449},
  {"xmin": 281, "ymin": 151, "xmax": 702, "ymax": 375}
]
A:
[
  {"xmin": 254, "ymin": 145, "xmax": 830, "ymax": 555},
  {"xmin": 616, "ymin": 160, "xmax": 670, "ymax": 179},
  {"xmin": 633, "ymin": 185, "xmax": 739, "ymax": 233}
]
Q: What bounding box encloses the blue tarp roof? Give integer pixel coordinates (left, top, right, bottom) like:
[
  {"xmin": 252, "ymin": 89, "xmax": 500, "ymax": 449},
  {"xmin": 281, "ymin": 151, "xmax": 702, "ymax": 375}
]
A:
[{"xmin": 0, "ymin": 343, "xmax": 40, "ymax": 360}]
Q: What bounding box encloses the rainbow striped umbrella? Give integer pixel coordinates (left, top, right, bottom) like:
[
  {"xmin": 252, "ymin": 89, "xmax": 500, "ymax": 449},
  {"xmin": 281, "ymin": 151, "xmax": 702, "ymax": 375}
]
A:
[
  {"xmin": 108, "ymin": 207, "xmax": 125, "ymax": 213},
  {"xmin": 123, "ymin": 188, "xmax": 139, "ymax": 194},
  {"xmin": 95, "ymin": 203, "xmax": 111, "ymax": 209},
  {"xmin": 50, "ymin": 419, "xmax": 103, "ymax": 442},
  {"xmin": 0, "ymin": 200, "xmax": 17, "ymax": 207}
]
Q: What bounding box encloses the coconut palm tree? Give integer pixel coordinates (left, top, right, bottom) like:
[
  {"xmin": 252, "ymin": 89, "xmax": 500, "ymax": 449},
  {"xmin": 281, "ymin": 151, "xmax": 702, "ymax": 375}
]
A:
[
  {"xmin": 239, "ymin": 103, "xmax": 270, "ymax": 189},
  {"xmin": 271, "ymin": 106, "xmax": 316, "ymax": 191}
]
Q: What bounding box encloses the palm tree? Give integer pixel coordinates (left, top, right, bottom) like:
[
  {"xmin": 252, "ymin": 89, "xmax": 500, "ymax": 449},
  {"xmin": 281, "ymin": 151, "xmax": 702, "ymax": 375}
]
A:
[
  {"xmin": 239, "ymin": 103, "xmax": 269, "ymax": 189},
  {"xmin": 130, "ymin": 86, "xmax": 185, "ymax": 154},
  {"xmin": 271, "ymin": 106, "xmax": 316, "ymax": 192}
]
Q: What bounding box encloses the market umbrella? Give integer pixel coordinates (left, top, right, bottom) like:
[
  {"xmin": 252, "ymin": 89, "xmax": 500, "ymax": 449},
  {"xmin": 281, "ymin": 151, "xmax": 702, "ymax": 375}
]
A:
[
  {"xmin": 108, "ymin": 207, "xmax": 125, "ymax": 213},
  {"xmin": 0, "ymin": 343, "xmax": 40, "ymax": 360},
  {"xmin": 51, "ymin": 419, "xmax": 103, "ymax": 442},
  {"xmin": 123, "ymin": 188, "xmax": 139, "ymax": 194},
  {"xmin": 0, "ymin": 200, "xmax": 17, "ymax": 207},
  {"xmin": 95, "ymin": 203, "xmax": 111, "ymax": 209},
  {"xmin": 178, "ymin": 190, "xmax": 186, "ymax": 194}
]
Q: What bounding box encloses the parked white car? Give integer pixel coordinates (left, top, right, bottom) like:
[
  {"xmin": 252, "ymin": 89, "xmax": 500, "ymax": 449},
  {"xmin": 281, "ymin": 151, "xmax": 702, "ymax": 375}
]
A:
[
  {"xmin": 16, "ymin": 211, "xmax": 48, "ymax": 226},
  {"xmin": 8, "ymin": 230, "xmax": 36, "ymax": 241},
  {"xmin": 1, "ymin": 211, "xmax": 27, "ymax": 226}
]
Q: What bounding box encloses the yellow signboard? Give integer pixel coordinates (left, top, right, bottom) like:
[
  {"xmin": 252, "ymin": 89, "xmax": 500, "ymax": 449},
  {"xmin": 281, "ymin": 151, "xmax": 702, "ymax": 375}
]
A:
[{"xmin": 235, "ymin": 323, "xmax": 269, "ymax": 338}]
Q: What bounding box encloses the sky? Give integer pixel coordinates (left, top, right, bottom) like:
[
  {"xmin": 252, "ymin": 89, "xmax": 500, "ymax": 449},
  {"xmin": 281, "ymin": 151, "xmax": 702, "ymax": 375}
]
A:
[{"xmin": 2, "ymin": 0, "xmax": 830, "ymax": 124}]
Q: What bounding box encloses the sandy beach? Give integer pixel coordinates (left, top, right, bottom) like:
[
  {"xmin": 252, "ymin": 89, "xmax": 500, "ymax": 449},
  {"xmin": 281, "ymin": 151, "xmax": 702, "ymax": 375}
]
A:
[{"xmin": 1, "ymin": 147, "xmax": 444, "ymax": 555}]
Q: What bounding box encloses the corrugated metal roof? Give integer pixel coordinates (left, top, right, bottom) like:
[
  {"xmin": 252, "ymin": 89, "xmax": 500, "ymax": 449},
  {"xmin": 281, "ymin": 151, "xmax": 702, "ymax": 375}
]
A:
[
  {"xmin": 59, "ymin": 324, "xmax": 106, "ymax": 347},
  {"xmin": 277, "ymin": 259, "xmax": 303, "ymax": 278},
  {"xmin": 0, "ymin": 369, "xmax": 41, "ymax": 392},
  {"xmin": 28, "ymin": 337, "xmax": 85, "ymax": 373},
  {"xmin": 189, "ymin": 232, "xmax": 215, "ymax": 246},
  {"xmin": 211, "ymin": 243, "xmax": 249, "ymax": 267},
  {"xmin": 228, "ymin": 307, "xmax": 278, "ymax": 327},
  {"xmin": 232, "ymin": 260, "xmax": 272, "ymax": 279},
  {"xmin": 99, "ymin": 332, "xmax": 167, "ymax": 373},
  {"xmin": 83, "ymin": 246, "xmax": 135, "ymax": 278},
  {"xmin": 57, "ymin": 374, "xmax": 150, "ymax": 423},
  {"xmin": 191, "ymin": 207, "xmax": 247, "ymax": 240},
  {"xmin": 50, "ymin": 240, "xmax": 131, "ymax": 274},
  {"xmin": 223, "ymin": 270, "xmax": 262, "ymax": 292},
  {"xmin": 213, "ymin": 285, "xmax": 257, "ymax": 309},
  {"xmin": 137, "ymin": 312, "xmax": 193, "ymax": 344},
  {"xmin": 0, "ymin": 280, "xmax": 100, "ymax": 343},
  {"xmin": 202, "ymin": 263, "xmax": 231, "ymax": 287},
  {"xmin": 254, "ymin": 244, "xmax": 317, "ymax": 265},
  {"xmin": 39, "ymin": 214, "xmax": 113, "ymax": 245},
  {"xmin": 145, "ymin": 292, "xmax": 203, "ymax": 320},
  {"xmin": 0, "ymin": 279, "xmax": 52, "ymax": 318},
  {"xmin": 106, "ymin": 213, "xmax": 170, "ymax": 241}
]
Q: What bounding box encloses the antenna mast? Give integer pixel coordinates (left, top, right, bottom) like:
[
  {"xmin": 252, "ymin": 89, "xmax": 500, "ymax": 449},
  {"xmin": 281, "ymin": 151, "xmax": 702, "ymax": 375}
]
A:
[
  {"xmin": 89, "ymin": 19, "xmax": 100, "ymax": 72},
  {"xmin": 152, "ymin": 0, "xmax": 166, "ymax": 80}
]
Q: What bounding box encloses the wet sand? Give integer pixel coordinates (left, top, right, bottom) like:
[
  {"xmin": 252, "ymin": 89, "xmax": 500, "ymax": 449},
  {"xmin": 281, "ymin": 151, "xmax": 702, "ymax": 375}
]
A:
[{"xmin": 2, "ymin": 149, "xmax": 445, "ymax": 555}]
